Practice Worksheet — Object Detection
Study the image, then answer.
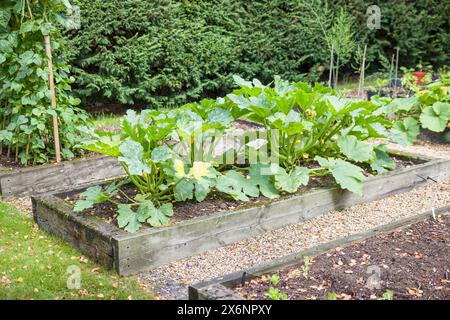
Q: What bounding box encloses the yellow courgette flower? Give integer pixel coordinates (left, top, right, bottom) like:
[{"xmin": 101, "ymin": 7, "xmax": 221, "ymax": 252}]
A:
[
  {"xmin": 188, "ymin": 161, "xmax": 211, "ymax": 179},
  {"xmin": 174, "ymin": 159, "xmax": 185, "ymax": 178}
]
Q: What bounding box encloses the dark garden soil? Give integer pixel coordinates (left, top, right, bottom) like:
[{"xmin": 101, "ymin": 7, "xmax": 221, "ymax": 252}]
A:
[
  {"xmin": 419, "ymin": 128, "xmax": 450, "ymax": 145},
  {"xmin": 63, "ymin": 156, "xmax": 420, "ymax": 229},
  {"xmin": 64, "ymin": 174, "xmax": 336, "ymax": 227},
  {"xmin": 234, "ymin": 214, "xmax": 450, "ymax": 300},
  {"xmin": 0, "ymin": 152, "xmax": 97, "ymax": 170}
]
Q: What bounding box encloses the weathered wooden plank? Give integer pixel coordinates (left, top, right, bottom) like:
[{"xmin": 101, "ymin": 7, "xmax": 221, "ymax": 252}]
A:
[
  {"xmin": 0, "ymin": 155, "xmax": 124, "ymax": 198},
  {"xmin": 32, "ymin": 195, "xmax": 120, "ymax": 269}
]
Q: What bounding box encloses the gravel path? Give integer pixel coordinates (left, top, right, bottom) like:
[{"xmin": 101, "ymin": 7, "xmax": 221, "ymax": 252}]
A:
[{"xmin": 383, "ymin": 140, "xmax": 450, "ymax": 160}]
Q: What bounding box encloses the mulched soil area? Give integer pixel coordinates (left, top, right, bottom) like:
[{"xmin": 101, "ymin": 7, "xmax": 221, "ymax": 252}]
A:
[
  {"xmin": 234, "ymin": 214, "xmax": 450, "ymax": 300},
  {"xmin": 0, "ymin": 152, "xmax": 97, "ymax": 170},
  {"xmin": 63, "ymin": 156, "xmax": 419, "ymax": 229}
]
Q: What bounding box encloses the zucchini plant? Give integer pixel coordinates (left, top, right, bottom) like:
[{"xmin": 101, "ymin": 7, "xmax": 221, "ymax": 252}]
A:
[
  {"xmin": 370, "ymin": 75, "xmax": 450, "ymax": 144},
  {"xmin": 222, "ymin": 76, "xmax": 396, "ymax": 194},
  {"xmin": 76, "ymin": 76, "xmax": 399, "ymax": 232},
  {"xmin": 76, "ymin": 108, "xmax": 279, "ymax": 232}
]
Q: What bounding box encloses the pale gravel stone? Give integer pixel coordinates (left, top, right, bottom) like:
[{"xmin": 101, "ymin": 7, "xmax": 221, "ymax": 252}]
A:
[{"xmin": 373, "ymin": 139, "xmax": 450, "ymax": 160}]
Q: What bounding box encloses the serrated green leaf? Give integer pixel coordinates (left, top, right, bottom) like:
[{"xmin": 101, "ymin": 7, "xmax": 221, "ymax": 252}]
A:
[
  {"xmin": 151, "ymin": 145, "xmax": 172, "ymax": 163},
  {"xmin": 248, "ymin": 163, "xmax": 279, "ymax": 199},
  {"xmin": 389, "ymin": 117, "xmax": 420, "ymax": 146},
  {"xmin": 216, "ymin": 170, "xmax": 259, "ymax": 201},
  {"xmin": 337, "ymin": 135, "xmax": 373, "ymax": 162},
  {"xmin": 315, "ymin": 156, "xmax": 365, "ymax": 195},
  {"xmin": 118, "ymin": 139, "xmax": 151, "ymax": 175},
  {"xmin": 419, "ymin": 102, "xmax": 450, "ymax": 132},
  {"xmin": 233, "ymin": 75, "xmax": 253, "ymax": 88},
  {"xmin": 117, "ymin": 204, "xmax": 142, "ymax": 233},
  {"xmin": 370, "ymin": 146, "xmax": 396, "ymax": 174},
  {"xmin": 73, "ymin": 200, "xmax": 94, "ymax": 212},
  {"xmin": 174, "ymin": 179, "xmax": 194, "ymax": 201},
  {"xmin": 273, "ymin": 165, "xmax": 310, "ymax": 193},
  {"xmin": 73, "ymin": 185, "xmax": 110, "ymax": 212},
  {"xmin": 137, "ymin": 201, "xmax": 173, "ymax": 227},
  {"xmin": 206, "ymin": 107, "xmax": 233, "ymax": 125}
]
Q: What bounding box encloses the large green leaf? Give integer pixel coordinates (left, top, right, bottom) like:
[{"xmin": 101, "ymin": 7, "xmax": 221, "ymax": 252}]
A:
[
  {"xmin": 370, "ymin": 146, "xmax": 396, "ymax": 174},
  {"xmin": 118, "ymin": 139, "xmax": 151, "ymax": 175},
  {"xmin": 419, "ymin": 102, "xmax": 450, "ymax": 132},
  {"xmin": 215, "ymin": 170, "xmax": 259, "ymax": 201},
  {"xmin": 174, "ymin": 179, "xmax": 195, "ymax": 201},
  {"xmin": 143, "ymin": 202, "xmax": 173, "ymax": 227},
  {"xmin": 151, "ymin": 145, "xmax": 173, "ymax": 163},
  {"xmin": 337, "ymin": 135, "xmax": 373, "ymax": 162},
  {"xmin": 206, "ymin": 107, "xmax": 233, "ymax": 126},
  {"xmin": 248, "ymin": 163, "xmax": 279, "ymax": 199},
  {"xmin": 273, "ymin": 165, "xmax": 310, "ymax": 193},
  {"xmin": 315, "ymin": 156, "xmax": 365, "ymax": 195},
  {"xmin": 82, "ymin": 133, "xmax": 121, "ymax": 157},
  {"xmin": 73, "ymin": 185, "xmax": 110, "ymax": 212},
  {"xmin": 117, "ymin": 204, "xmax": 142, "ymax": 233},
  {"xmin": 389, "ymin": 117, "xmax": 420, "ymax": 146}
]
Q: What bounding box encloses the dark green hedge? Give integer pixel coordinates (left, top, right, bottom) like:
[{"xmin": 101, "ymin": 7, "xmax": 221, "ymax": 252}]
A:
[{"xmin": 64, "ymin": 0, "xmax": 450, "ymax": 108}]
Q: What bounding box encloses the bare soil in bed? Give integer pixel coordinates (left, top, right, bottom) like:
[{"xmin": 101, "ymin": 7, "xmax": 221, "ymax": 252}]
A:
[
  {"xmin": 0, "ymin": 152, "xmax": 98, "ymax": 170},
  {"xmin": 234, "ymin": 214, "xmax": 450, "ymax": 300},
  {"xmin": 63, "ymin": 156, "xmax": 420, "ymax": 229}
]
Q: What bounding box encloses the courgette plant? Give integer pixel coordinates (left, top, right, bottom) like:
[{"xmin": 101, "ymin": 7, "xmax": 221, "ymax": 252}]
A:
[
  {"xmin": 222, "ymin": 76, "xmax": 396, "ymax": 193},
  {"xmin": 370, "ymin": 74, "xmax": 450, "ymax": 144}
]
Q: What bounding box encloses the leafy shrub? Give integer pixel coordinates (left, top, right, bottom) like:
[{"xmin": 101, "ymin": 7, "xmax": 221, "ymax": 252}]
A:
[
  {"xmin": 63, "ymin": 0, "xmax": 450, "ymax": 108},
  {"xmin": 0, "ymin": 0, "xmax": 89, "ymax": 165},
  {"xmin": 76, "ymin": 76, "xmax": 398, "ymax": 232}
]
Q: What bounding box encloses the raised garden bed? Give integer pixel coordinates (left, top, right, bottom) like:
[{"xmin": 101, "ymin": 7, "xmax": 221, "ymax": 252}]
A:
[
  {"xmin": 32, "ymin": 152, "xmax": 450, "ymax": 276},
  {"xmin": 0, "ymin": 155, "xmax": 124, "ymax": 198},
  {"xmin": 189, "ymin": 207, "xmax": 450, "ymax": 300}
]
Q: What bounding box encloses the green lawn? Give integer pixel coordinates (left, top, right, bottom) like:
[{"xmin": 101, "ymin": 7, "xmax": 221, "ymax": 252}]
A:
[
  {"xmin": 92, "ymin": 113, "xmax": 121, "ymax": 130},
  {"xmin": 0, "ymin": 202, "xmax": 153, "ymax": 300}
]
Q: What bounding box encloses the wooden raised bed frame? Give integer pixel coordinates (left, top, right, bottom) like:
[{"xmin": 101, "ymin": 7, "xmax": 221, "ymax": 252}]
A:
[
  {"xmin": 188, "ymin": 207, "xmax": 450, "ymax": 300},
  {"xmin": 32, "ymin": 153, "xmax": 450, "ymax": 275},
  {"xmin": 0, "ymin": 155, "xmax": 124, "ymax": 198}
]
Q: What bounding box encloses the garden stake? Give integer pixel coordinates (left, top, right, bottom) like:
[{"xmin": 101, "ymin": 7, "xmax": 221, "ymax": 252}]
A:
[
  {"xmin": 44, "ymin": 34, "xmax": 61, "ymax": 163},
  {"xmin": 328, "ymin": 45, "xmax": 334, "ymax": 88},
  {"xmin": 394, "ymin": 47, "xmax": 400, "ymax": 98},
  {"xmin": 361, "ymin": 44, "xmax": 367, "ymax": 95}
]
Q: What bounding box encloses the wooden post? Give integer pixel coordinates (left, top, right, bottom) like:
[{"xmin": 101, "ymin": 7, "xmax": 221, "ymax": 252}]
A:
[
  {"xmin": 44, "ymin": 35, "xmax": 61, "ymax": 163},
  {"xmin": 328, "ymin": 45, "xmax": 334, "ymax": 88},
  {"xmin": 360, "ymin": 44, "xmax": 367, "ymax": 96},
  {"xmin": 394, "ymin": 47, "xmax": 400, "ymax": 97}
]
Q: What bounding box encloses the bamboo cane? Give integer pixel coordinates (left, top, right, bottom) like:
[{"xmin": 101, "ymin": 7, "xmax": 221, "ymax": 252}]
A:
[
  {"xmin": 394, "ymin": 47, "xmax": 400, "ymax": 98},
  {"xmin": 360, "ymin": 44, "xmax": 367, "ymax": 96},
  {"xmin": 328, "ymin": 45, "xmax": 334, "ymax": 88},
  {"xmin": 44, "ymin": 34, "xmax": 61, "ymax": 163}
]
